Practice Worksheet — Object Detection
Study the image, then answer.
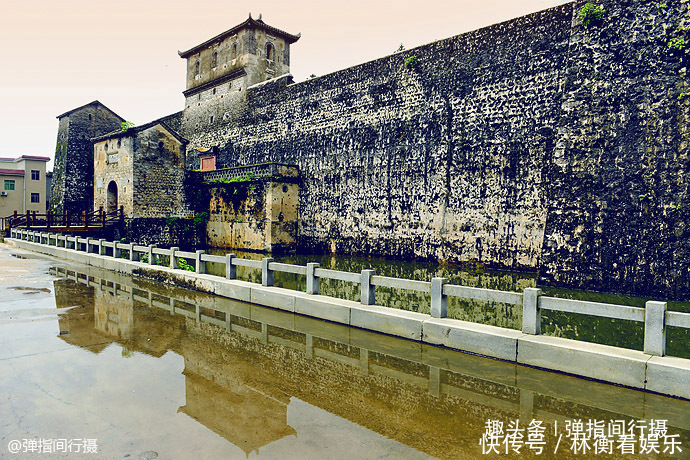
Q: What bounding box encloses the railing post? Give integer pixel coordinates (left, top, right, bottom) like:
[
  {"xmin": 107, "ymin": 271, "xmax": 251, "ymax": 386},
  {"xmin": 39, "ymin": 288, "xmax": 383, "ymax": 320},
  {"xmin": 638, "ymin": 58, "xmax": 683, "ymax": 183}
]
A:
[
  {"xmin": 306, "ymin": 262, "xmax": 320, "ymax": 295},
  {"xmin": 85, "ymin": 237, "xmax": 93, "ymax": 253},
  {"xmin": 262, "ymin": 257, "xmax": 274, "ymax": 286},
  {"xmin": 65, "ymin": 210, "xmax": 70, "ymax": 228},
  {"xmin": 82, "ymin": 211, "xmax": 87, "ymax": 227},
  {"xmin": 361, "ymin": 269, "xmax": 376, "ymax": 305},
  {"xmin": 644, "ymin": 301, "xmax": 667, "ymax": 357},
  {"xmin": 129, "ymin": 243, "xmax": 138, "ymax": 261},
  {"xmin": 196, "ymin": 250, "xmax": 206, "ymax": 274},
  {"xmin": 47, "ymin": 210, "xmax": 52, "ymax": 229},
  {"xmin": 170, "ymin": 247, "xmax": 179, "ymax": 269},
  {"xmin": 225, "ymin": 253, "xmax": 236, "ymax": 279},
  {"xmin": 98, "ymin": 238, "xmax": 105, "ymax": 255},
  {"xmin": 431, "ymin": 277, "xmax": 448, "ymax": 318},
  {"xmin": 522, "ymin": 288, "xmax": 542, "ymax": 335},
  {"xmin": 113, "ymin": 241, "xmax": 121, "ymax": 258},
  {"xmin": 147, "ymin": 244, "xmax": 156, "ymax": 265},
  {"xmin": 100, "ymin": 207, "xmax": 105, "ymax": 227}
]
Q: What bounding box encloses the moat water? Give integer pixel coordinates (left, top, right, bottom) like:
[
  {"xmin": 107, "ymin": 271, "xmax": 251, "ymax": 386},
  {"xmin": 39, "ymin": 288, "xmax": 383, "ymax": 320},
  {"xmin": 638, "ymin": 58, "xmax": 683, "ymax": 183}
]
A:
[{"xmin": 1, "ymin": 244, "xmax": 690, "ymax": 459}]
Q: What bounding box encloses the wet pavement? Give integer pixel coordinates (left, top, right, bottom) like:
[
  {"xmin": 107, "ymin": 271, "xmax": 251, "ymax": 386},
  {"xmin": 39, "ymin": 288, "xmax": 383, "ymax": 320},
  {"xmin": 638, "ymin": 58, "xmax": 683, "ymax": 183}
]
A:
[{"xmin": 1, "ymin": 243, "xmax": 689, "ymax": 459}]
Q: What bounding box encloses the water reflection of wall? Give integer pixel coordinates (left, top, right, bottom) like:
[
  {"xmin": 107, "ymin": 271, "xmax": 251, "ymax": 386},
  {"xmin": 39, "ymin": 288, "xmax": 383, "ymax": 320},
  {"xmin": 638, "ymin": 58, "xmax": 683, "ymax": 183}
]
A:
[
  {"xmin": 94, "ymin": 286, "xmax": 133, "ymax": 339},
  {"xmin": 54, "ymin": 277, "xmax": 110, "ymax": 354},
  {"xmin": 179, "ymin": 344, "xmax": 296, "ymax": 456}
]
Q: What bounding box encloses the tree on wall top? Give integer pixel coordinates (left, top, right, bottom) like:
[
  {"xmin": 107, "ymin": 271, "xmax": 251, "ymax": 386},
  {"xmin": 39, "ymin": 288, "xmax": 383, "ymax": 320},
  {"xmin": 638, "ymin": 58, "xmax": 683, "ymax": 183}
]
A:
[{"xmin": 578, "ymin": 3, "xmax": 605, "ymax": 28}]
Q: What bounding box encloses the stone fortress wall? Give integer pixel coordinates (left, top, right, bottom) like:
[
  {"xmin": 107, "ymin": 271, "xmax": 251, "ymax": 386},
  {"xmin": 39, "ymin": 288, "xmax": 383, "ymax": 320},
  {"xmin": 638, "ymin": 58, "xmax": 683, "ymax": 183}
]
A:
[
  {"xmin": 180, "ymin": 0, "xmax": 690, "ymax": 298},
  {"xmin": 182, "ymin": 4, "xmax": 573, "ymax": 268},
  {"xmin": 51, "ymin": 0, "xmax": 690, "ymax": 299}
]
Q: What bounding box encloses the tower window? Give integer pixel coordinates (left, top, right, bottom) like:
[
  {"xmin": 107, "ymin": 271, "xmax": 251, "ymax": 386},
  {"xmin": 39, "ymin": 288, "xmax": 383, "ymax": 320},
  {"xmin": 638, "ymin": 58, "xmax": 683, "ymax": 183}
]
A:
[
  {"xmin": 117, "ymin": 140, "xmax": 121, "ymax": 148},
  {"xmin": 194, "ymin": 60, "xmax": 201, "ymax": 76},
  {"xmin": 198, "ymin": 93, "xmax": 201, "ymax": 101},
  {"xmin": 231, "ymin": 43, "xmax": 237, "ymax": 59},
  {"xmin": 210, "ymin": 116, "xmax": 214, "ymax": 124},
  {"xmin": 266, "ymin": 42, "xmax": 274, "ymax": 61},
  {"xmin": 105, "ymin": 142, "xmax": 108, "ymax": 151},
  {"xmin": 211, "ymin": 51, "xmax": 218, "ymax": 68},
  {"xmin": 88, "ymin": 114, "xmax": 92, "ymax": 121},
  {"xmin": 212, "ymin": 88, "xmax": 216, "ymax": 95}
]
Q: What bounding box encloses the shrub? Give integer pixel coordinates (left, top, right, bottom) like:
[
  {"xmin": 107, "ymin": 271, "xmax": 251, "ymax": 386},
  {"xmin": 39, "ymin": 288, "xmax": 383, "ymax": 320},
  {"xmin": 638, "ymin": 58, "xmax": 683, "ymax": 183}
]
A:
[
  {"xmin": 404, "ymin": 56, "xmax": 418, "ymax": 69},
  {"xmin": 668, "ymin": 37, "xmax": 686, "ymax": 51},
  {"xmin": 178, "ymin": 258, "xmax": 195, "ymax": 271},
  {"xmin": 578, "ymin": 3, "xmax": 605, "ymax": 28}
]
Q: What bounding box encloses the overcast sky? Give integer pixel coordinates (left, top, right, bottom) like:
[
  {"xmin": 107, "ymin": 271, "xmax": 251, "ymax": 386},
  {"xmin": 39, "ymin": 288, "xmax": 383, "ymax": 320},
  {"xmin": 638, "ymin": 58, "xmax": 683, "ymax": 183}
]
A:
[{"xmin": 0, "ymin": 0, "xmax": 567, "ymax": 169}]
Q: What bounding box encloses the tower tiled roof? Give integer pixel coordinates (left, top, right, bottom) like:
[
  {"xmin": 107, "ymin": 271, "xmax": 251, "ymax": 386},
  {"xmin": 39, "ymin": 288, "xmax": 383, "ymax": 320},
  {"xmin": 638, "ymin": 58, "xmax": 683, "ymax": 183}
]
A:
[{"xmin": 178, "ymin": 14, "xmax": 300, "ymax": 58}]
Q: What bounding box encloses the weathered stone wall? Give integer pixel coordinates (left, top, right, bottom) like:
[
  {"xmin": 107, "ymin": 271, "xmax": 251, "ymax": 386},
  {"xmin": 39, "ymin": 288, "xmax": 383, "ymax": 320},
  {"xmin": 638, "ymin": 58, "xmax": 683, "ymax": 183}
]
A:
[
  {"xmin": 132, "ymin": 125, "xmax": 189, "ymax": 219},
  {"xmin": 541, "ymin": 0, "xmax": 690, "ymax": 298},
  {"xmin": 206, "ymin": 179, "xmax": 299, "ymax": 252},
  {"xmin": 52, "ymin": 103, "xmax": 123, "ymax": 214},
  {"xmin": 93, "ymin": 136, "xmax": 135, "ymax": 216},
  {"xmin": 182, "ymin": 5, "xmax": 574, "ymax": 270}
]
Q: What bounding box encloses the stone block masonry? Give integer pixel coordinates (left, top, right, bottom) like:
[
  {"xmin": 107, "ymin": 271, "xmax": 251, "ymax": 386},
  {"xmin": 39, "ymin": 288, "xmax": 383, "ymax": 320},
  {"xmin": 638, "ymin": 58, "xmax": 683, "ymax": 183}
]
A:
[
  {"xmin": 182, "ymin": 5, "xmax": 573, "ymax": 272},
  {"xmin": 52, "ymin": 101, "xmax": 125, "ymax": 215},
  {"xmin": 178, "ymin": 1, "xmax": 690, "ymax": 299}
]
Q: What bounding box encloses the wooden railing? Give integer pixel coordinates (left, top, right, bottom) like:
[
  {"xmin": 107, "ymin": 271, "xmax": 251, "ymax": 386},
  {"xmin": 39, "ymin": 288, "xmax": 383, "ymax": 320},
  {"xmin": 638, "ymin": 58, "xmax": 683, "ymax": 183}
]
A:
[{"xmin": 2, "ymin": 206, "xmax": 124, "ymax": 230}]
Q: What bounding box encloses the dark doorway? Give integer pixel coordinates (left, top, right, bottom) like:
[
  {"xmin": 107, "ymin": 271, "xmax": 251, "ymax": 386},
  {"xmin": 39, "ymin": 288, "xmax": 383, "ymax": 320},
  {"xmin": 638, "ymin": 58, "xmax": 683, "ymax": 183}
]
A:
[{"xmin": 107, "ymin": 181, "xmax": 118, "ymax": 214}]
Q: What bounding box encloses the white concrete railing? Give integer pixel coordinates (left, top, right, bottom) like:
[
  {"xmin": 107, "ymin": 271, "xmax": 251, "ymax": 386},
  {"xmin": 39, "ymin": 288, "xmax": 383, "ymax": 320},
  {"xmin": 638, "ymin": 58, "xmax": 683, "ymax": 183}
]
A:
[{"xmin": 10, "ymin": 228, "xmax": 690, "ymax": 358}]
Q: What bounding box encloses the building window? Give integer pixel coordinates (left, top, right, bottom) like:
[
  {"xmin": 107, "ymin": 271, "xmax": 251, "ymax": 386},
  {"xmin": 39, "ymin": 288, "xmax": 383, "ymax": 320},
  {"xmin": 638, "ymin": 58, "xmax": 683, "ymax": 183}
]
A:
[
  {"xmin": 195, "ymin": 60, "xmax": 201, "ymax": 76},
  {"xmin": 31, "ymin": 193, "xmax": 40, "ymax": 203},
  {"xmin": 210, "ymin": 116, "xmax": 214, "ymax": 124},
  {"xmin": 231, "ymin": 43, "xmax": 237, "ymax": 59},
  {"xmin": 31, "ymin": 170, "xmax": 40, "ymax": 180},
  {"xmin": 266, "ymin": 42, "xmax": 274, "ymax": 61},
  {"xmin": 117, "ymin": 140, "xmax": 121, "ymax": 148},
  {"xmin": 200, "ymin": 155, "xmax": 216, "ymax": 171},
  {"xmin": 211, "ymin": 51, "xmax": 218, "ymax": 68},
  {"xmin": 4, "ymin": 180, "xmax": 15, "ymax": 191},
  {"xmin": 212, "ymin": 88, "xmax": 216, "ymax": 95}
]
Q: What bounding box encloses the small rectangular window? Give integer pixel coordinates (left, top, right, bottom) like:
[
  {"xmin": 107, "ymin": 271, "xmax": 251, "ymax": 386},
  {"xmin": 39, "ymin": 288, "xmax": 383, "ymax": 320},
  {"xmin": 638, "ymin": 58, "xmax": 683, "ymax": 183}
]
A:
[
  {"xmin": 4, "ymin": 180, "xmax": 15, "ymax": 191},
  {"xmin": 31, "ymin": 170, "xmax": 40, "ymax": 180},
  {"xmin": 31, "ymin": 193, "xmax": 40, "ymax": 203},
  {"xmin": 200, "ymin": 156, "xmax": 216, "ymax": 171}
]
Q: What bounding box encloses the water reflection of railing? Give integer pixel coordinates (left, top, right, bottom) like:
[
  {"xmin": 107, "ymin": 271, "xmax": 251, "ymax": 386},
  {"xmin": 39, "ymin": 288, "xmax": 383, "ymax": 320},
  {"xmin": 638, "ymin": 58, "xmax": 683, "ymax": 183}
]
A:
[
  {"xmin": 50, "ymin": 265, "xmax": 690, "ymax": 435},
  {"xmin": 20, "ymin": 229, "xmax": 690, "ymax": 359}
]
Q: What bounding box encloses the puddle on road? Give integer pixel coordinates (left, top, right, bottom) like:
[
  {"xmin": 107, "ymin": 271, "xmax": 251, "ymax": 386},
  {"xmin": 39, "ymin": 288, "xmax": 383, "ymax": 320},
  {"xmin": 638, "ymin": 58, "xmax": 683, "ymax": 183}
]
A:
[{"xmin": 1, "ymin": 245, "xmax": 689, "ymax": 459}]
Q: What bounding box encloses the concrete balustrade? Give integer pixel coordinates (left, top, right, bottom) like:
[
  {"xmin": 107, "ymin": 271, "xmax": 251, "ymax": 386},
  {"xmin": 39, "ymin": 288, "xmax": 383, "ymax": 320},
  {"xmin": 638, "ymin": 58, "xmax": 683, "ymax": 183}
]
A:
[
  {"xmin": 361, "ymin": 269, "xmax": 375, "ymax": 305},
  {"xmin": 644, "ymin": 301, "xmax": 667, "ymax": 357},
  {"xmin": 306, "ymin": 263, "xmax": 320, "ymax": 295},
  {"xmin": 430, "ymin": 277, "xmax": 447, "ymax": 318},
  {"xmin": 5, "ymin": 228, "xmax": 690, "ymax": 378},
  {"xmin": 262, "ymin": 257, "xmax": 274, "ymax": 286},
  {"xmin": 225, "ymin": 253, "xmax": 236, "ymax": 279},
  {"xmin": 196, "ymin": 250, "xmax": 206, "ymax": 274},
  {"xmin": 169, "ymin": 247, "xmax": 179, "ymax": 269}
]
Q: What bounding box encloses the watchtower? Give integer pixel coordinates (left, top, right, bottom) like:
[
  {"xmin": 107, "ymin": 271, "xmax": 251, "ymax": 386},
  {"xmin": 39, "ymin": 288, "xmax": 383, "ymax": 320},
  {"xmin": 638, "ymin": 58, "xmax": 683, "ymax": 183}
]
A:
[{"xmin": 178, "ymin": 14, "xmax": 300, "ymax": 110}]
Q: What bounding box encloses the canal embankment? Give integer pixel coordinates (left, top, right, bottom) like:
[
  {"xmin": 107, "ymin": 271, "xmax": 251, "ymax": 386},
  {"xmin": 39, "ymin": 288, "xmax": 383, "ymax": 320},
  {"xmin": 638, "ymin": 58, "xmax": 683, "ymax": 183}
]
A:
[{"xmin": 7, "ymin": 230, "xmax": 690, "ymax": 400}]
